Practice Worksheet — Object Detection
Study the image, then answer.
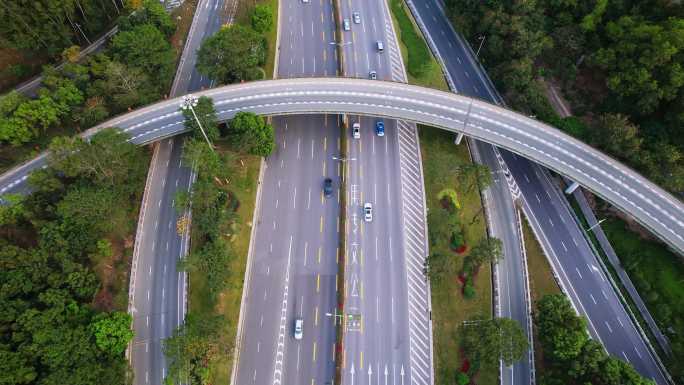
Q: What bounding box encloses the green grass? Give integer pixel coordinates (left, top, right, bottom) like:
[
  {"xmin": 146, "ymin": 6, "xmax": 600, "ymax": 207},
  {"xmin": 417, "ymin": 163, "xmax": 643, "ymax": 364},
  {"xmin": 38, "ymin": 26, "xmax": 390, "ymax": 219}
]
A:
[
  {"xmin": 521, "ymin": 217, "xmax": 560, "ymax": 378},
  {"xmin": 388, "ymin": 0, "xmax": 449, "ymax": 91},
  {"xmin": 188, "ymin": 142, "xmax": 260, "ymax": 384},
  {"xmin": 600, "ymin": 217, "xmax": 684, "ymax": 378},
  {"xmin": 419, "ymin": 126, "xmax": 495, "ymax": 385},
  {"xmin": 234, "ymin": 0, "xmax": 278, "ymax": 79}
]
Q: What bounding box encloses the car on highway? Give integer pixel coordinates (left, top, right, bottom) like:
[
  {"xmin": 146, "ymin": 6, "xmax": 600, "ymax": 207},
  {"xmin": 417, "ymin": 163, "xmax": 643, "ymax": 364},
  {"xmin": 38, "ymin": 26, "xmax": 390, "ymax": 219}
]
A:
[
  {"xmin": 376, "ymin": 40, "xmax": 384, "ymax": 52},
  {"xmin": 302, "ymin": 0, "xmax": 309, "ymax": 3},
  {"xmin": 352, "ymin": 122, "xmax": 360, "ymax": 139},
  {"xmin": 323, "ymin": 178, "xmax": 333, "ymax": 197},
  {"xmin": 294, "ymin": 318, "xmax": 303, "ymax": 340},
  {"xmin": 343, "ymin": 18, "xmax": 351, "ymax": 31},
  {"xmin": 369, "ymin": 71, "xmax": 377, "ymax": 80},
  {"xmin": 375, "ymin": 121, "xmax": 385, "ymax": 136},
  {"xmin": 363, "ymin": 203, "xmax": 373, "ymax": 222},
  {"xmin": 353, "ymin": 12, "xmax": 361, "ymax": 24}
]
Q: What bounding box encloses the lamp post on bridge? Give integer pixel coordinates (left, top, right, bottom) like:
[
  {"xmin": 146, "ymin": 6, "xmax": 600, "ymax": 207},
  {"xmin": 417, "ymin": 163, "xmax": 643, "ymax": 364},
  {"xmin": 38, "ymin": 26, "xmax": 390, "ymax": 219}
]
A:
[{"xmin": 180, "ymin": 94, "xmax": 215, "ymax": 152}]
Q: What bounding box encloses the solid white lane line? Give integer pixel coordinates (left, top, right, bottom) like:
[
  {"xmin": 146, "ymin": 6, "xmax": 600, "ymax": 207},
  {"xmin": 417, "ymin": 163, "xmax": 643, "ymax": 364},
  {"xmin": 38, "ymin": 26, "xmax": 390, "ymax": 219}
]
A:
[{"xmin": 589, "ymin": 293, "xmax": 597, "ymax": 304}]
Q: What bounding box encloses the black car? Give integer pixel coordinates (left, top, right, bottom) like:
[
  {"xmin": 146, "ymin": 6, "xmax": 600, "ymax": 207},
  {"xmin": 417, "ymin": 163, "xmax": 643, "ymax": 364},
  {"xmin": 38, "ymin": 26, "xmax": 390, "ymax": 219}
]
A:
[{"xmin": 324, "ymin": 178, "xmax": 333, "ymax": 197}]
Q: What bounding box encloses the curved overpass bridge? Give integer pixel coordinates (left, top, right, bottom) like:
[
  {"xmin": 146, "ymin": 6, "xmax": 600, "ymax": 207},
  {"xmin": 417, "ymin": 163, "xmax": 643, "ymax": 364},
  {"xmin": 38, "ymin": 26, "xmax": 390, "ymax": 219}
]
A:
[{"xmin": 1, "ymin": 77, "xmax": 683, "ymax": 254}]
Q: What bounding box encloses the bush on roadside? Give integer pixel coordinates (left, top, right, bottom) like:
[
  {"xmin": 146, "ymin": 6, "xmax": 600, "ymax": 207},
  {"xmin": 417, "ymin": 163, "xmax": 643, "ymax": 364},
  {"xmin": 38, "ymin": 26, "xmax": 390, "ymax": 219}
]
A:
[{"xmin": 251, "ymin": 4, "xmax": 274, "ymax": 33}]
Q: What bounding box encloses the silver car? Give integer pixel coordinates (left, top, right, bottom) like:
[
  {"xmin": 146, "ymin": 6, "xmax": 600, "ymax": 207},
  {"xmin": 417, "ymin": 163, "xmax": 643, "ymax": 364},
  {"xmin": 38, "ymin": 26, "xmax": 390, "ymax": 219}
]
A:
[
  {"xmin": 364, "ymin": 203, "xmax": 373, "ymax": 222},
  {"xmin": 343, "ymin": 18, "xmax": 351, "ymax": 31},
  {"xmin": 294, "ymin": 318, "xmax": 303, "ymax": 340},
  {"xmin": 353, "ymin": 12, "xmax": 361, "ymax": 24},
  {"xmin": 352, "ymin": 122, "xmax": 361, "ymax": 139}
]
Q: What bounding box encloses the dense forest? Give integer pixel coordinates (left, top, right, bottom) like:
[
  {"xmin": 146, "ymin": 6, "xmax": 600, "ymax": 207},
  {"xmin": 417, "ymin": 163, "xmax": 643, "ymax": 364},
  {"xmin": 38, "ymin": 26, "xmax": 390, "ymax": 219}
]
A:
[
  {"xmin": 443, "ymin": 0, "xmax": 684, "ymax": 381},
  {"xmin": 0, "ymin": 0, "xmax": 176, "ymax": 166},
  {"xmin": 0, "ymin": 0, "xmax": 128, "ymax": 56},
  {"xmin": 444, "ymin": 0, "xmax": 684, "ymax": 195},
  {"xmin": 0, "ymin": 128, "xmax": 149, "ymax": 385}
]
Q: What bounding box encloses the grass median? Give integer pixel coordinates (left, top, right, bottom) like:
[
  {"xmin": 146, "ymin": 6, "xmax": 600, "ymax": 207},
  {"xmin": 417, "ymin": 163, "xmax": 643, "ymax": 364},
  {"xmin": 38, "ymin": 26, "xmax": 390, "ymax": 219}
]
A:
[
  {"xmin": 388, "ymin": 0, "xmax": 449, "ymax": 91},
  {"xmin": 420, "ymin": 126, "xmax": 494, "ymax": 385},
  {"xmin": 187, "ymin": 141, "xmax": 260, "ymax": 384},
  {"xmin": 521, "ymin": 216, "xmax": 560, "ymax": 378}
]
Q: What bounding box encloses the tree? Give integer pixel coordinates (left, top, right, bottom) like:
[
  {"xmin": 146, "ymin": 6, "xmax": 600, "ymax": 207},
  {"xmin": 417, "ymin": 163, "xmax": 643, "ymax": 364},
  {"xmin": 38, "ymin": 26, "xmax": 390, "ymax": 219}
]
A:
[
  {"xmin": 56, "ymin": 185, "xmax": 123, "ymax": 236},
  {"xmin": 535, "ymin": 294, "xmax": 589, "ymax": 361},
  {"xmin": 227, "ymin": 112, "xmax": 275, "ymax": 156},
  {"xmin": 182, "ymin": 96, "xmax": 220, "ymax": 142},
  {"xmin": 110, "ymin": 23, "xmax": 175, "ymax": 88},
  {"xmin": 592, "ymin": 113, "xmax": 642, "ymax": 163},
  {"xmin": 182, "ymin": 138, "xmax": 223, "ymax": 177},
  {"xmin": 459, "ymin": 163, "xmax": 492, "ymax": 192},
  {"xmin": 427, "ymin": 206, "xmax": 460, "ymax": 248},
  {"xmin": 0, "ymin": 193, "xmax": 26, "ymax": 226},
  {"xmin": 62, "ymin": 45, "xmax": 82, "ymax": 63},
  {"xmin": 48, "ymin": 128, "xmax": 149, "ymax": 191},
  {"xmin": 467, "ymin": 237, "xmax": 503, "ymax": 267},
  {"xmin": 163, "ymin": 312, "xmax": 231, "ymax": 385},
  {"xmin": 251, "ymin": 4, "xmax": 274, "ymax": 33},
  {"xmin": 196, "ymin": 25, "xmax": 267, "ymax": 84},
  {"xmin": 461, "ymin": 317, "xmax": 528, "ymax": 367},
  {"xmin": 120, "ymin": 0, "xmax": 176, "ymax": 36},
  {"xmin": 593, "ymin": 16, "xmax": 684, "ymax": 115},
  {"xmin": 91, "ymin": 312, "xmax": 134, "ymax": 356}
]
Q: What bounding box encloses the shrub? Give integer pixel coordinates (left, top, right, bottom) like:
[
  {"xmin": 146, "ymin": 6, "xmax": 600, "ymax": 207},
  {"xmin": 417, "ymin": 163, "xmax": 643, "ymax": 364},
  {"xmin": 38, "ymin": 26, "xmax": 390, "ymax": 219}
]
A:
[
  {"xmin": 463, "ymin": 282, "xmax": 476, "ymax": 299},
  {"xmin": 251, "ymin": 4, "xmax": 274, "ymax": 33},
  {"xmin": 456, "ymin": 372, "xmax": 470, "ymax": 385}
]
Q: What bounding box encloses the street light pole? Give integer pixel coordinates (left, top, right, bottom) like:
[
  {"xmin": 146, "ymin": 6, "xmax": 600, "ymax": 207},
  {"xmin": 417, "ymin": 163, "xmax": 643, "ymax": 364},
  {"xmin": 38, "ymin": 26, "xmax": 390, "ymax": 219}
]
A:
[
  {"xmin": 180, "ymin": 94, "xmax": 215, "ymax": 152},
  {"xmin": 475, "ymin": 35, "xmax": 486, "ymax": 58},
  {"xmin": 586, "ymin": 218, "xmax": 607, "ymax": 232}
]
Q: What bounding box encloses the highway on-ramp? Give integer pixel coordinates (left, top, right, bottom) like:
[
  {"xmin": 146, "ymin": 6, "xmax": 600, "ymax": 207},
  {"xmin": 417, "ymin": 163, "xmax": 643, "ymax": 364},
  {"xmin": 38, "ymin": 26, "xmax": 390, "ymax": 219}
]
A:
[{"xmin": 404, "ymin": 0, "xmax": 671, "ymax": 383}]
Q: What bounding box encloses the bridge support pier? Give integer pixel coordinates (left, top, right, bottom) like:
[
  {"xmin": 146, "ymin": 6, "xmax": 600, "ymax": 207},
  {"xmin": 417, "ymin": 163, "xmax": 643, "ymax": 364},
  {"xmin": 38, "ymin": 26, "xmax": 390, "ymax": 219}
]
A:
[
  {"xmin": 564, "ymin": 181, "xmax": 580, "ymax": 195},
  {"xmin": 454, "ymin": 132, "xmax": 464, "ymax": 145}
]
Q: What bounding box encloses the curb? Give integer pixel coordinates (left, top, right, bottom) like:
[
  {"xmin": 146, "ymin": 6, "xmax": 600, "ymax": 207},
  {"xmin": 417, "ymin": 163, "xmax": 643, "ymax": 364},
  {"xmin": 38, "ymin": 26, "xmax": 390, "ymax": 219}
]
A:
[
  {"xmin": 230, "ymin": 158, "xmax": 266, "ymax": 385},
  {"xmin": 126, "ymin": 141, "xmax": 161, "ymax": 362}
]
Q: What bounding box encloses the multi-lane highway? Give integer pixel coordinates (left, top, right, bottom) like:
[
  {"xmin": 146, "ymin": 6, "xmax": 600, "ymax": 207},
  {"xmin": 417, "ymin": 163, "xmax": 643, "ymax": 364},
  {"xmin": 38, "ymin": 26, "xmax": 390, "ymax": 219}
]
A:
[
  {"xmin": 128, "ymin": 1, "xmax": 233, "ymax": 384},
  {"xmin": 233, "ymin": 1, "xmax": 340, "ymax": 384},
  {"xmin": 404, "ymin": 1, "xmax": 671, "ymax": 383},
  {"xmin": 338, "ymin": 0, "xmax": 433, "ymax": 384}
]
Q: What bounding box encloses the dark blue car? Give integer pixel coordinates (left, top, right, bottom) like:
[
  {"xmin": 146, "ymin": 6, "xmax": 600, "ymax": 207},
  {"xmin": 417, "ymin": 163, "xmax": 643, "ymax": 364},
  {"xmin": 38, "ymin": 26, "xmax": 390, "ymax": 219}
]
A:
[{"xmin": 375, "ymin": 121, "xmax": 385, "ymax": 137}]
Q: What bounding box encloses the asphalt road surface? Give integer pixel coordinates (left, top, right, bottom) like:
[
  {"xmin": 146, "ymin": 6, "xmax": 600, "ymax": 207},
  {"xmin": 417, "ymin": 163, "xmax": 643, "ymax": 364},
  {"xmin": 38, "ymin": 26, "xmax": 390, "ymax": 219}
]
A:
[
  {"xmin": 232, "ymin": 1, "xmax": 340, "ymax": 385},
  {"xmin": 404, "ymin": 0, "xmax": 670, "ymax": 383},
  {"xmin": 2, "ymin": 77, "xmax": 681, "ymax": 261},
  {"xmin": 129, "ymin": 1, "xmax": 231, "ymax": 384},
  {"xmin": 339, "ymin": 0, "xmax": 433, "ymax": 384}
]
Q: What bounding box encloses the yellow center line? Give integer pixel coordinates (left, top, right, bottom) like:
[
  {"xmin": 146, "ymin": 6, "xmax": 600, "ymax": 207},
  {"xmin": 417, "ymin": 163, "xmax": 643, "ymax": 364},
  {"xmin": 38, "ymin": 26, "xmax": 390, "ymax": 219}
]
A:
[
  {"xmin": 337, "ymin": 137, "xmax": 341, "ymax": 150},
  {"xmin": 323, "ymin": 136, "xmax": 327, "ymax": 151},
  {"xmin": 336, "ymin": 247, "xmax": 339, "ymax": 264},
  {"xmin": 321, "ymin": 29, "xmax": 325, "ymax": 42},
  {"xmin": 337, "ymin": 162, "xmax": 341, "ymax": 177},
  {"xmin": 321, "ymin": 190, "xmax": 324, "ymax": 204},
  {"xmin": 335, "ymin": 273, "xmax": 338, "ymax": 292},
  {"xmin": 320, "ymin": 216, "xmax": 324, "ymax": 233},
  {"xmin": 337, "ymin": 216, "xmax": 340, "ymax": 233},
  {"xmin": 315, "ymin": 306, "xmax": 319, "ymax": 326},
  {"xmin": 316, "ymin": 273, "xmax": 320, "ymax": 292},
  {"xmin": 313, "ymin": 342, "xmax": 317, "ymax": 362},
  {"xmin": 323, "ymin": 49, "xmax": 327, "ymax": 62},
  {"xmin": 360, "ymin": 351, "xmax": 364, "ymax": 369}
]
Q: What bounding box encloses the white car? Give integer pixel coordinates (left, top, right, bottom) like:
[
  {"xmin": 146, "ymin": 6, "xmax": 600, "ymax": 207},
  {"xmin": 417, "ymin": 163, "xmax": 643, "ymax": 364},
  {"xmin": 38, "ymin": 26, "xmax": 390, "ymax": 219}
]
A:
[
  {"xmin": 343, "ymin": 18, "xmax": 351, "ymax": 31},
  {"xmin": 364, "ymin": 203, "xmax": 373, "ymax": 222},
  {"xmin": 294, "ymin": 318, "xmax": 303, "ymax": 340},
  {"xmin": 302, "ymin": 0, "xmax": 309, "ymax": 2},
  {"xmin": 352, "ymin": 122, "xmax": 361, "ymax": 139},
  {"xmin": 353, "ymin": 12, "xmax": 361, "ymax": 24}
]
